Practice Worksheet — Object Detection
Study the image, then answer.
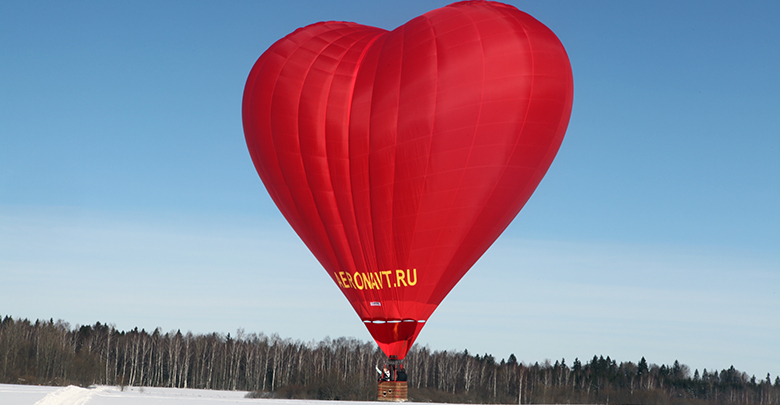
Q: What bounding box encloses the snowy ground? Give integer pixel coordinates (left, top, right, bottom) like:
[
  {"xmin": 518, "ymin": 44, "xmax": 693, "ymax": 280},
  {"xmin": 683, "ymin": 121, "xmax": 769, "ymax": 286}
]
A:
[{"xmin": 0, "ymin": 384, "xmax": 386, "ymax": 405}]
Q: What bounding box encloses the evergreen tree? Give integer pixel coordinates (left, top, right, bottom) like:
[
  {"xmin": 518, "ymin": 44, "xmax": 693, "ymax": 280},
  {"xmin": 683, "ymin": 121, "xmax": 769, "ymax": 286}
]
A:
[{"xmin": 638, "ymin": 357, "xmax": 649, "ymax": 376}]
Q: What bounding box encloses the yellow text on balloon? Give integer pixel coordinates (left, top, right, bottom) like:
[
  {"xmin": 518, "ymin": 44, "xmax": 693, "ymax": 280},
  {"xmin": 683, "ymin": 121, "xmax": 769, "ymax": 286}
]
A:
[{"xmin": 334, "ymin": 269, "xmax": 418, "ymax": 290}]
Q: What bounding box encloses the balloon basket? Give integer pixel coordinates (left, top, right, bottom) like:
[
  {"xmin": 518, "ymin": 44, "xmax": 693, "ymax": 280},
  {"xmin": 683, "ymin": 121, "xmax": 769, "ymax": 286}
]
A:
[{"xmin": 377, "ymin": 381, "xmax": 407, "ymax": 402}]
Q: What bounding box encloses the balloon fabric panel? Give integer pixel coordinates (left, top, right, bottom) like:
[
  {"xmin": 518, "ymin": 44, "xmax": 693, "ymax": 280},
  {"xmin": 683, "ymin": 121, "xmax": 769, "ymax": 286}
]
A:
[{"xmin": 243, "ymin": 1, "xmax": 573, "ymax": 359}]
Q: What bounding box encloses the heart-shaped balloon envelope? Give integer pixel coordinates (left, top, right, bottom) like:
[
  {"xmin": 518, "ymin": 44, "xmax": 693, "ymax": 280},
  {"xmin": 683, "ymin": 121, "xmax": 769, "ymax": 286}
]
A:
[{"xmin": 243, "ymin": 1, "xmax": 573, "ymax": 359}]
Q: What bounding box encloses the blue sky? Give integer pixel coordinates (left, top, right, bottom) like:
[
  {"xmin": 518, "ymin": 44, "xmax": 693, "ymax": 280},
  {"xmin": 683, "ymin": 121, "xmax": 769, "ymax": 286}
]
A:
[{"xmin": 1, "ymin": 1, "xmax": 778, "ymax": 379}]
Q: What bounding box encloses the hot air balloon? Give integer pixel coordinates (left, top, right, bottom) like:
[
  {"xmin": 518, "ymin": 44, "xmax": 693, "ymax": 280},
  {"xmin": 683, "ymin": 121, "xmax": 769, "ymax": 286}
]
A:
[{"xmin": 242, "ymin": 0, "xmax": 573, "ymax": 362}]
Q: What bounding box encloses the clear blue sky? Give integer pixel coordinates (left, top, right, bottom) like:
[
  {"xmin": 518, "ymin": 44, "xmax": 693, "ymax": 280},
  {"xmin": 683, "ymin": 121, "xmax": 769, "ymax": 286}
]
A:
[{"xmin": 1, "ymin": 1, "xmax": 778, "ymax": 380}]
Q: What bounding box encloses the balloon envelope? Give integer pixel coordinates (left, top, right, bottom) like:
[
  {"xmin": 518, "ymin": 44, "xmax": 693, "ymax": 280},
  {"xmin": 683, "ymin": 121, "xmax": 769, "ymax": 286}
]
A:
[{"xmin": 243, "ymin": 1, "xmax": 573, "ymax": 359}]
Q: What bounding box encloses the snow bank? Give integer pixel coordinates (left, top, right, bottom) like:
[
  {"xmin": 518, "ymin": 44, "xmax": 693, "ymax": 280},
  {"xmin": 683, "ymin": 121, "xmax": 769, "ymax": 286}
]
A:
[{"xmin": 34, "ymin": 385, "xmax": 94, "ymax": 405}]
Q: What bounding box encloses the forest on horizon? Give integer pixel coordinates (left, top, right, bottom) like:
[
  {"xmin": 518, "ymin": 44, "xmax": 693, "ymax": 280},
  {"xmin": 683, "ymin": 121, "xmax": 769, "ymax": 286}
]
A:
[{"xmin": 1, "ymin": 314, "xmax": 778, "ymax": 405}]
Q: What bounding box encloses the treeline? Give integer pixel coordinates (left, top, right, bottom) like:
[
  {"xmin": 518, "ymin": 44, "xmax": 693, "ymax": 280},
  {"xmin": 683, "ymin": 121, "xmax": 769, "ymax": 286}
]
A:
[{"xmin": 1, "ymin": 315, "xmax": 779, "ymax": 405}]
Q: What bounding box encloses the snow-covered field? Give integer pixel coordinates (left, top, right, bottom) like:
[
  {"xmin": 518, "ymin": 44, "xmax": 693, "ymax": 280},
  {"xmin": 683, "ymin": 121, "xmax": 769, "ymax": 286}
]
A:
[{"xmin": 0, "ymin": 384, "xmax": 384, "ymax": 405}]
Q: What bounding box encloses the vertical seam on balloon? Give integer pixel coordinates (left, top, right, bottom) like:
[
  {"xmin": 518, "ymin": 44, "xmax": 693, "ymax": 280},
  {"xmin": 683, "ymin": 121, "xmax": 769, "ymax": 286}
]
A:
[
  {"xmin": 329, "ymin": 30, "xmax": 386, "ymax": 317},
  {"xmin": 307, "ymin": 28, "xmax": 392, "ymax": 320},
  {"xmin": 449, "ymin": 6, "xmax": 538, "ymax": 279},
  {"xmin": 456, "ymin": 5, "xmax": 535, "ymax": 241},
  {"xmin": 348, "ymin": 33, "xmax": 385, "ymax": 317},
  {"xmin": 424, "ymin": 9, "xmax": 488, "ymax": 297},
  {"xmin": 249, "ymin": 35, "xmax": 355, "ymax": 298},
  {"xmin": 263, "ymin": 33, "xmax": 322, "ymax": 244},
  {"xmin": 269, "ymin": 24, "xmax": 349, "ymax": 285},
  {"xmin": 319, "ymin": 30, "xmax": 377, "ymax": 311},
  {"xmin": 404, "ymin": 14, "xmax": 438, "ymax": 318},
  {"xmin": 242, "ymin": 50, "xmax": 265, "ymax": 163},
  {"xmin": 351, "ymin": 38, "xmax": 381, "ymax": 297},
  {"xmin": 364, "ymin": 31, "xmax": 395, "ymax": 321},
  {"xmin": 535, "ymin": 38, "xmax": 573, "ymax": 182},
  {"xmin": 245, "ymin": 37, "xmax": 299, "ymax": 207},
  {"xmin": 243, "ymin": 56, "xmax": 271, "ymax": 192},
  {"xmin": 460, "ymin": 9, "xmax": 488, "ymax": 231},
  {"xmin": 388, "ymin": 22, "xmax": 407, "ymax": 324},
  {"xmin": 294, "ymin": 27, "xmax": 343, "ymax": 272},
  {"xmin": 318, "ymin": 34, "xmax": 357, "ymax": 291},
  {"xmin": 491, "ymin": 7, "xmax": 537, "ymax": 194}
]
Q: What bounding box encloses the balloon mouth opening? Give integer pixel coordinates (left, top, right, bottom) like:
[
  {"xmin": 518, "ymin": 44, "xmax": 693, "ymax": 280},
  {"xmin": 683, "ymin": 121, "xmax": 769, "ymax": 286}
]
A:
[
  {"xmin": 363, "ymin": 319, "xmax": 425, "ymax": 324},
  {"xmin": 363, "ymin": 318, "xmax": 427, "ymax": 358}
]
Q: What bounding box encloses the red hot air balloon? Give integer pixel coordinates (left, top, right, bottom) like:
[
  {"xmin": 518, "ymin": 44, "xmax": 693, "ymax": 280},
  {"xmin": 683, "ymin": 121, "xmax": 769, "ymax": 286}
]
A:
[{"xmin": 243, "ymin": 1, "xmax": 573, "ymax": 360}]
